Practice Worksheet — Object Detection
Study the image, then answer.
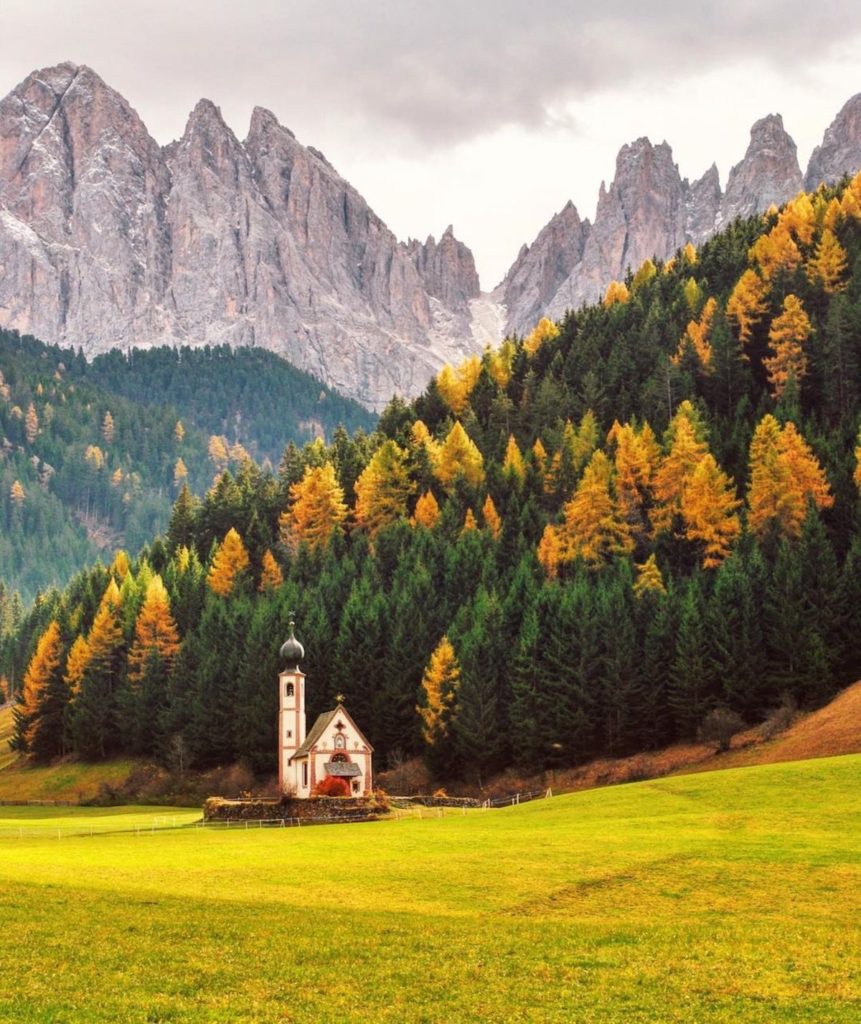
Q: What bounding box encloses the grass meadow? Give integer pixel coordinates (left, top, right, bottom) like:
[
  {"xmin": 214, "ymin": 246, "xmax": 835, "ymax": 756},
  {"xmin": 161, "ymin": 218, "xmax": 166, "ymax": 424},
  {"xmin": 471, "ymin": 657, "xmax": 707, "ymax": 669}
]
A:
[{"xmin": 0, "ymin": 755, "xmax": 858, "ymax": 1023}]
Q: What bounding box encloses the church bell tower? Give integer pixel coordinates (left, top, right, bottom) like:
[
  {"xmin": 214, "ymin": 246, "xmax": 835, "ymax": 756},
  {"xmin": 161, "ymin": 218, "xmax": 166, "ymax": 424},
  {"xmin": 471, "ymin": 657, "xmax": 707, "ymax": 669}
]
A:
[{"xmin": 278, "ymin": 617, "xmax": 306, "ymax": 794}]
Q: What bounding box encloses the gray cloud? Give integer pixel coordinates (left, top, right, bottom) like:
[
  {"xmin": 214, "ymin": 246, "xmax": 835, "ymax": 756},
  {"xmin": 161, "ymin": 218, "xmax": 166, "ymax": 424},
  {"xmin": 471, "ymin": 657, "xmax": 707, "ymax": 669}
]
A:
[{"xmin": 2, "ymin": 0, "xmax": 860, "ymax": 150}]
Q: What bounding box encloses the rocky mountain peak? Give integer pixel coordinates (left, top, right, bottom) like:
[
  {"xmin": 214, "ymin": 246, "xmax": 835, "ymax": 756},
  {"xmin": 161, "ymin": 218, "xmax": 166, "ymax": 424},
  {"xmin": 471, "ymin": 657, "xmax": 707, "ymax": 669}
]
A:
[
  {"xmin": 722, "ymin": 112, "xmax": 802, "ymax": 222},
  {"xmin": 805, "ymin": 92, "xmax": 861, "ymax": 191},
  {"xmin": 0, "ymin": 62, "xmax": 488, "ymax": 410}
]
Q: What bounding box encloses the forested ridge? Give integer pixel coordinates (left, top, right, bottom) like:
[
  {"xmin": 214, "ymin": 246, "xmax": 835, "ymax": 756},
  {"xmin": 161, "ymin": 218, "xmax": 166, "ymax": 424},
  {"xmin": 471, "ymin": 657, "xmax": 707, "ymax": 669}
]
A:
[
  {"xmin": 0, "ymin": 334, "xmax": 374, "ymax": 602},
  {"xmin": 4, "ymin": 175, "xmax": 861, "ymax": 783}
]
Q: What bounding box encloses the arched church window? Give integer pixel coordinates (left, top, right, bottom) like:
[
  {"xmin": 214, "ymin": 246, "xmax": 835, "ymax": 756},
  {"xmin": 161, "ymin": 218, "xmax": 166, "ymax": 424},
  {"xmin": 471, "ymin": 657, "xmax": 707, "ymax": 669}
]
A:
[
  {"xmin": 331, "ymin": 752, "xmax": 349, "ymax": 763},
  {"xmin": 285, "ymin": 682, "xmax": 294, "ymax": 698},
  {"xmin": 334, "ymin": 734, "xmax": 345, "ymax": 749}
]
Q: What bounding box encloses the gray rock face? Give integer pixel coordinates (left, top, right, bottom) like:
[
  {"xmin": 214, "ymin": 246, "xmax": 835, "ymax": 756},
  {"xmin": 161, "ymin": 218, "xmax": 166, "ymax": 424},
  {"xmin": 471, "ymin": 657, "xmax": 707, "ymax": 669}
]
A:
[
  {"xmin": 805, "ymin": 93, "xmax": 861, "ymax": 191},
  {"xmin": 685, "ymin": 164, "xmax": 722, "ymax": 246},
  {"xmin": 722, "ymin": 114, "xmax": 803, "ymax": 222},
  {"xmin": 0, "ymin": 64, "xmax": 486, "ymax": 411},
  {"xmin": 535, "ymin": 139, "xmax": 688, "ymax": 319},
  {"xmin": 493, "ymin": 200, "xmax": 590, "ymax": 336},
  {"xmin": 502, "ymin": 98, "xmax": 861, "ymax": 335}
]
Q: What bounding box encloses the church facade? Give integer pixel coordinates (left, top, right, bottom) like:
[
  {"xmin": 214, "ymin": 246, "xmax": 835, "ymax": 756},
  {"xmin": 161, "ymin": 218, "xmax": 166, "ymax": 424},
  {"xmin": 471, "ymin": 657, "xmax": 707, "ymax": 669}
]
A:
[{"xmin": 278, "ymin": 621, "xmax": 374, "ymax": 798}]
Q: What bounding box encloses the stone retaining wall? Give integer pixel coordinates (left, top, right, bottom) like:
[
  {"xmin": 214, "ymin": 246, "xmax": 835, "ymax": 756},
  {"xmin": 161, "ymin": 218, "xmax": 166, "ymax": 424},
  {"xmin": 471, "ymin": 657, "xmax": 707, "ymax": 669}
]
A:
[{"xmin": 203, "ymin": 795, "xmax": 387, "ymax": 822}]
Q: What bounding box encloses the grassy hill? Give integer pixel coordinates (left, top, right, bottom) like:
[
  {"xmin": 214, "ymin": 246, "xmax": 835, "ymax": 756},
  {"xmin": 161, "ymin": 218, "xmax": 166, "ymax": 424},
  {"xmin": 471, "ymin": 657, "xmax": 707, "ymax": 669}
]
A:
[{"xmin": 0, "ymin": 755, "xmax": 858, "ymax": 1022}]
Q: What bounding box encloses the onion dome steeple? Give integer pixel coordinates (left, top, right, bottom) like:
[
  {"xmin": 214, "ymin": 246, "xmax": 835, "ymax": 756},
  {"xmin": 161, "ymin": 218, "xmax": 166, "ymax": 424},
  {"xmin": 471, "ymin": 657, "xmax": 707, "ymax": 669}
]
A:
[{"xmin": 280, "ymin": 615, "xmax": 305, "ymax": 669}]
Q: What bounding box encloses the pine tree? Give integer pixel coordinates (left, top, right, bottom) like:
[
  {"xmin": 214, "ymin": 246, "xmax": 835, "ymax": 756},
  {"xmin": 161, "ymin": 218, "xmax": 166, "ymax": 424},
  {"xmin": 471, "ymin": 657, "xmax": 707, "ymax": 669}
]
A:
[
  {"xmin": 207, "ymin": 528, "xmax": 251, "ymax": 597},
  {"xmin": 669, "ymin": 578, "xmax": 713, "ymax": 738},
  {"xmin": 71, "ymin": 583, "xmax": 125, "ymax": 759}
]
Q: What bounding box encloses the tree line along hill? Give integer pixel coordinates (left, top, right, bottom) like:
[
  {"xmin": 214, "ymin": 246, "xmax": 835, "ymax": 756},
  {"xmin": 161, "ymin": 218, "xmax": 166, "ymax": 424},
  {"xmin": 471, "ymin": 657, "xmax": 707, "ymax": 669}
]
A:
[
  {"xmin": 0, "ymin": 337, "xmax": 375, "ymax": 602},
  {"xmin": 3, "ymin": 174, "xmax": 861, "ymax": 784}
]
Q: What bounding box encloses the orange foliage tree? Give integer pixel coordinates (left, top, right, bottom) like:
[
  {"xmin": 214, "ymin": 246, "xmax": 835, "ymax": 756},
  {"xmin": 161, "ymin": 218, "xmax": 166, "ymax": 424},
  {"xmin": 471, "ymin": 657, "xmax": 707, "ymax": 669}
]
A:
[
  {"xmin": 127, "ymin": 576, "xmax": 181, "ymax": 683},
  {"xmin": 679, "ymin": 454, "xmax": 741, "ymax": 568},
  {"xmin": 558, "ymin": 450, "xmax": 633, "ymax": 566},
  {"xmin": 747, "ymin": 415, "xmax": 834, "ymax": 539},
  {"xmin": 726, "ymin": 269, "xmax": 769, "ymax": 347},
  {"xmin": 280, "ymin": 463, "xmax": 348, "ymax": 552},
  {"xmin": 207, "ymin": 527, "xmax": 251, "ymax": 596},
  {"xmin": 433, "ymin": 422, "xmax": 484, "ymax": 491},
  {"xmin": 764, "ymin": 294, "xmax": 811, "ymax": 398}
]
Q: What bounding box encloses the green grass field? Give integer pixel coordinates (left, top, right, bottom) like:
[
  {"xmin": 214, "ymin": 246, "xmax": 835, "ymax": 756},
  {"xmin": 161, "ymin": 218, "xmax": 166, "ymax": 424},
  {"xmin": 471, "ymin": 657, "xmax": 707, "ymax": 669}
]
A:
[{"xmin": 0, "ymin": 756, "xmax": 858, "ymax": 1023}]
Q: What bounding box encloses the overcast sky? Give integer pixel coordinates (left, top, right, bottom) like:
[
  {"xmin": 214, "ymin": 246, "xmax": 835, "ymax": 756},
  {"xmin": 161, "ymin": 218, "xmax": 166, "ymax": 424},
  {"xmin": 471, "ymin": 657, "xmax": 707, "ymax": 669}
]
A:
[{"xmin": 3, "ymin": 1, "xmax": 861, "ymax": 286}]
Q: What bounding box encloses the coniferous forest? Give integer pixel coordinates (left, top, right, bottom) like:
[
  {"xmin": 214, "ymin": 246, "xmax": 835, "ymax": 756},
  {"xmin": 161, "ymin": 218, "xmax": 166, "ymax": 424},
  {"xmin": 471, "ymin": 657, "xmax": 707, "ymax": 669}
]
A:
[{"xmin": 4, "ymin": 175, "xmax": 861, "ymax": 782}]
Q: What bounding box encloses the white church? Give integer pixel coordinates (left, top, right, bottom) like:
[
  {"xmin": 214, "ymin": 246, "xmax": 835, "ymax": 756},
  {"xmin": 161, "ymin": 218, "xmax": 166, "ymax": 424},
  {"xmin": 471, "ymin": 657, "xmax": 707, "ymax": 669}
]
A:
[{"xmin": 278, "ymin": 619, "xmax": 374, "ymax": 798}]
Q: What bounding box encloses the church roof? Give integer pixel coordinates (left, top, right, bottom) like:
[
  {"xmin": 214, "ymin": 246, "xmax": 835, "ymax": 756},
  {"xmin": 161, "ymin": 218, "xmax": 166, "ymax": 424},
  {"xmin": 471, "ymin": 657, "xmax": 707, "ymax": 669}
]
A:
[
  {"xmin": 288, "ymin": 703, "xmax": 374, "ymax": 761},
  {"xmin": 325, "ymin": 762, "xmax": 362, "ymax": 778}
]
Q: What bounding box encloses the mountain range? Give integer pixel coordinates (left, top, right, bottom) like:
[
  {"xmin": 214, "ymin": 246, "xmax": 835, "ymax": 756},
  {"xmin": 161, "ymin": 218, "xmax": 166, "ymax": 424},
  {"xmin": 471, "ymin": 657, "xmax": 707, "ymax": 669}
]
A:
[{"xmin": 1, "ymin": 63, "xmax": 860, "ymax": 409}]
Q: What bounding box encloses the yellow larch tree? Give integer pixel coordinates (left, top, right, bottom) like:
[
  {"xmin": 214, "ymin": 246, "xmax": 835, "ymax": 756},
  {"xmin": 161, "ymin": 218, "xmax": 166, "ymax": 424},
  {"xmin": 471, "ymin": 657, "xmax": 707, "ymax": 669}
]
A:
[
  {"xmin": 354, "ymin": 440, "xmax": 415, "ymax": 538},
  {"xmin": 24, "ymin": 402, "xmax": 38, "ymax": 443},
  {"xmin": 681, "ymin": 242, "xmax": 698, "ymax": 265},
  {"xmin": 127, "ymin": 576, "xmax": 181, "ymax": 683},
  {"xmin": 174, "ymin": 420, "xmax": 185, "ymax": 443},
  {"xmin": 436, "ymin": 356, "xmax": 481, "ymax": 415},
  {"xmin": 486, "ymin": 339, "xmax": 516, "ymax": 388},
  {"xmin": 683, "ymin": 277, "xmax": 703, "ymax": 312},
  {"xmin": 207, "ymin": 527, "xmax": 251, "ymax": 596},
  {"xmin": 461, "ymin": 508, "xmax": 478, "ymax": 534},
  {"xmin": 855, "ymin": 429, "xmax": 861, "ymax": 493},
  {"xmin": 680, "ymin": 454, "xmax": 742, "ymax": 568},
  {"xmin": 749, "ymin": 224, "xmax": 801, "ymax": 281},
  {"xmin": 763, "ymin": 294, "xmax": 811, "ymax": 398},
  {"xmin": 603, "ymin": 280, "xmax": 630, "ymax": 307},
  {"xmin": 726, "ymin": 269, "xmax": 769, "ymax": 347},
  {"xmin": 482, "ymin": 495, "xmax": 502, "ymax": 541},
  {"xmin": 651, "ymin": 403, "xmax": 709, "ymax": 535},
  {"xmin": 778, "ymin": 193, "xmax": 816, "ymax": 247},
  {"xmin": 208, "ymin": 435, "xmax": 229, "ymax": 473},
  {"xmin": 633, "ymin": 554, "xmax": 666, "ymax": 598},
  {"xmin": 434, "ymin": 422, "xmax": 484, "ymax": 491},
  {"xmin": 632, "ymin": 258, "xmax": 657, "ymax": 292},
  {"xmin": 17, "ymin": 620, "xmax": 64, "ymax": 754},
  {"xmin": 173, "ymin": 458, "xmax": 188, "ymax": 489},
  {"xmin": 672, "ymin": 296, "xmax": 718, "ymax": 371},
  {"xmin": 280, "ymin": 463, "xmax": 348, "ymax": 552},
  {"xmin": 259, "ymin": 549, "xmax": 284, "ymax": 592},
  {"xmin": 537, "ymin": 524, "xmax": 562, "ymax": 580},
  {"xmin": 806, "ymin": 228, "xmax": 848, "ymax": 295},
  {"xmin": 559, "ymin": 450, "xmax": 633, "ymax": 566},
  {"xmin": 64, "ymin": 635, "xmax": 91, "ymax": 696},
  {"xmin": 409, "ymin": 419, "xmax": 441, "ymax": 468},
  {"xmin": 411, "ymin": 490, "xmax": 441, "ymax": 529},
  {"xmin": 9, "ymin": 480, "xmax": 25, "ymax": 507},
  {"xmin": 747, "ymin": 415, "xmax": 833, "ymax": 539},
  {"xmin": 502, "ymin": 434, "xmax": 525, "ymax": 483},
  {"xmin": 607, "ymin": 420, "xmax": 659, "ymax": 527},
  {"xmin": 523, "ymin": 317, "xmax": 560, "ymax": 356},
  {"xmin": 417, "ymin": 636, "xmax": 460, "ymax": 747},
  {"xmin": 531, "ymin": 438, "xmax": 548, "ymax": 475},
  {"xmin": 102, "ymin": 410, "xmax": 115, "ymax": 444}
]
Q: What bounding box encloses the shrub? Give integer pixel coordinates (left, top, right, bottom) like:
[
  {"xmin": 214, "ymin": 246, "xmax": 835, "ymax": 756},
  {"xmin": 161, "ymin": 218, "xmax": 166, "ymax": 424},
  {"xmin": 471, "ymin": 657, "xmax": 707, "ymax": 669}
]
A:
[
  {"xmin": 761, "ymin": 694, "xmax": 797, "ymax": 741},
  {"xmin": 699, "ymin": 707, "xmax": 746, "ymax": 752},
  {"xmin": 313, "ymin": 776, "xmax": 350, "ymax": 797}
]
